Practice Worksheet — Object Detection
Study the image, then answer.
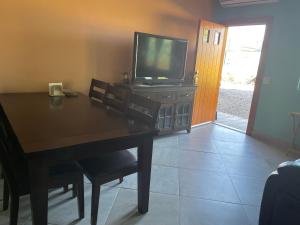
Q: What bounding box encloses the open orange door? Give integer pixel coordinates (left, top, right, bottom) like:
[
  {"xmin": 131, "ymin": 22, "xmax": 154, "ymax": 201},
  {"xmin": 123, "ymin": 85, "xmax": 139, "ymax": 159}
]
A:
[{"xmin": 192, "ymin": 20, "xmax": 227, "ymax": 126}]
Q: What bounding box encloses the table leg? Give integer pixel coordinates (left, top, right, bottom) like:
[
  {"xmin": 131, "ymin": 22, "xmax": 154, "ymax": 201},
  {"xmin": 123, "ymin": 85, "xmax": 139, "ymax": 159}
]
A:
[
  {"xmin": 137, "ymin": 137, "xmax": 153, "ymax": 214},
  {"xmin": 28, "ymin": 160, "xmax": 48, "ymax": 225}
]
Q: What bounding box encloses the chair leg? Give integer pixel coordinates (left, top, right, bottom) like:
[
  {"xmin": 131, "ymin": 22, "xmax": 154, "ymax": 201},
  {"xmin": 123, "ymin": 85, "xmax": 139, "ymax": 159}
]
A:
[
  {"xmin": 63, "ymin": 185, "xmax": 68, "ymax": 193},
  {"xmin": 91, "ymin": 184, "xmax": 101, "ymax": 225},
  {"xmin": 3, "ymin": 178, "xmax": 9, "ymax": 211},
  {"xmin": 119, "ymin": 177, "xmax": 124, "ymax": 184},
  {"xmin": 77, "ymin": 178, "xmax": 84, "ymax": 219},
  {"xmin": 72, "ymin": 184, "xmax": 77, "ymax": 198},
  {"xmin": 10, "ymin": 195, "xmax": 19, "ymax": 225},
  {"xmin": 0, "ymin": 166, "xmax": 3, "ymax": 179}
]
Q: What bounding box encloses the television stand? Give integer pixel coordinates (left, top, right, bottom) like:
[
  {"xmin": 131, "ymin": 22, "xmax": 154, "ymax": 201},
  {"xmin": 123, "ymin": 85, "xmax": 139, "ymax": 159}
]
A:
[
  {"xmin": 115, "ymin": 83, "xmax": 195, "ymax": 135},
  {"xmin": 134, "ymin": 83, "xmax": 183, "ymax": 87}
]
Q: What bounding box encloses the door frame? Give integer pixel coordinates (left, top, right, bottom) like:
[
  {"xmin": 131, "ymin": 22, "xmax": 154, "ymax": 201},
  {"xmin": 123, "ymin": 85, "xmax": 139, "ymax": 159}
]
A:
[{"xmin": 221, "ymin": 17, "xmax": 273, "ymax": 135}]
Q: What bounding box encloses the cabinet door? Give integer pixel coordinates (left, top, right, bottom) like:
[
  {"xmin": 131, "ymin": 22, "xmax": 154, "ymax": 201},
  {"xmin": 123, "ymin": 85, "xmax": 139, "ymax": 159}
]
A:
[
  {"xmin": 174, "ymin": 103, "xmax": 192, "ymax": 129},
  {"xmin": 157, "ymin": 104, "xmax": 174, "ymax": 131}
]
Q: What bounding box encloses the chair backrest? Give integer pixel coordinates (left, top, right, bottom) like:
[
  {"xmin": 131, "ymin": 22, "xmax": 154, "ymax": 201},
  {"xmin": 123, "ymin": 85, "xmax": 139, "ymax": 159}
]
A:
[
  {"xmin": 103, "ymin": 85, "xmax": 130, "ymax": 112},
  {"xmin": 0, "ymin": 106, "xmax": 28, "ymax": 193},
  {"xmin": 89, "ymin": 79, "xmax": 109, "ymax": 102},
  {"xmin": 126, "ymin": 93, "xmax": 161, "ymax": 128}
]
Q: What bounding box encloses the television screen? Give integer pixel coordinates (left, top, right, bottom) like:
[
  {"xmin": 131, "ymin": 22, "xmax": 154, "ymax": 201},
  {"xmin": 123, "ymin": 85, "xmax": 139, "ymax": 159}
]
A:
[{"xmin": 133, "ymin": 32, "xmax": 188, "ymax": 84}]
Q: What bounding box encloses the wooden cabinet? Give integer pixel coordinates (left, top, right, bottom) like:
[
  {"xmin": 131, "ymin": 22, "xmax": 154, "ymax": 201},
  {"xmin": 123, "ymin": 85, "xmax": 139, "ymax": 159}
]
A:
[
  {"xmin": 158, "ymin": 104, "xmax": 175, "ymax": 132},
  {"xmin": 174, "ymin": 102, "xmax": 193, "ymax": 132},
  {"xmin": 115, "ymin": 83, "xmax": 195, "ymax": 135}
]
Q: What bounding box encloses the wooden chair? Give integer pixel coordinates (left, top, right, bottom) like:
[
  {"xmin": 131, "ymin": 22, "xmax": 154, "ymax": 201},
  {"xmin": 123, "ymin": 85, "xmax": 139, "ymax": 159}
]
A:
[
  {"xmin": 126, "ymin": 93, "xmax": 160, "ymax": 128},
  {"xmin": 89, "ymin": 78, "xmax": 109, "ymax": 102},
  {"xmin": 103, "ymin": 84, "xmax": 129, "ymax": 112},
  {"xmin": 0, "ymin": 164, "xmax": 9, "ymax": 211},
  {"xmin": 78, "ymin": 93, "xmax": 160, "ymax": 225},
  {"xmin": 0, "ymin": 115, "xmax": 85, "ymax": 225}
]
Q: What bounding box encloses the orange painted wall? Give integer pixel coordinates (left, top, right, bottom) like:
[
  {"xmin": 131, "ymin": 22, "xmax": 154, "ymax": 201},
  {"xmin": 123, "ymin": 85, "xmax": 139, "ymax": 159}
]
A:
[{"xmin": 0, "ymin": 0, "xmax": 213, "ymax": 94}]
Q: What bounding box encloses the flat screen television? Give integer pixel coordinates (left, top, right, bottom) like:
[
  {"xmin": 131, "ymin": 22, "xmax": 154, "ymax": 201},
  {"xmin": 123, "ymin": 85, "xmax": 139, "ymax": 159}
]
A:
[{"xmin": 132, "ymin": 32, "xmax": 188, "ymax": 84}]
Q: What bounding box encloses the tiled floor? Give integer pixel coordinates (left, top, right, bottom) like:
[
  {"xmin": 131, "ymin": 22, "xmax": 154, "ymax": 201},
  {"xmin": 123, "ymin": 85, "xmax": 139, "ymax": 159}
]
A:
[
  {"xmin": 216, "ymin": 112, "xmax": 248, "ymax": 132},
  {"xmin": 0, "ymin": 124, "xmax": 297, "ymax": 225}
]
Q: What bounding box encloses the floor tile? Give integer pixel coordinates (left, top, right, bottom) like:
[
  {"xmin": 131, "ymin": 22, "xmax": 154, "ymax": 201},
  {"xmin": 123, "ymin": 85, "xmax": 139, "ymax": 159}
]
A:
[
  {"xmin": 180, "ymin": 196, "xmax": 250, "ymax": 225},
  {"xmin": 179, "ymin": 151, "xmax": 225, "ymax": 172},
  {"xmin": 222, "ymin": 154, "xmax": 273, "ymax": 179},
  {"xmin": 0, "ymin": 215, "xmax": 10, "ymax": 225},
  {"xmin": 0, "ymin": 216, "xmax": 33, "ymax": 225},
  {"xmin": 154, "ymin": 135, "xmax": 179, "ymax": 148},
  {"xmin": 0, "ymin": 194, "xmax": 35, "ymax": 225},
  {"xmin": 178, "ymin": 137, "xmax": 218, "ymax": 153},
  {"xmin": 150, "ymin": 165, "xmax": 179, "ymax": 195},
  {"xmin": 260, "ymin": 146, "xmax": 296, "ymax": 169},
  {"xmin": 243, "ymin": 205, "xmax": 260, "ymax": 225},
  {"xmin": 178, "ymin": 130, "xmax": 214, "ymax": 141},
  {"xmin": 0, "ymin": 124, "xmax": 292, "ymax": 225},
  {"xmin": 187, "ymin": 124, "xmax": 217, "ymax": 138},
  {"xmin": 214, "ymin": 141, "xmax": 262, "ymax": 158},
  {"xmin": 179, "ymin": 169, "xmax": 240, "ymax": 203},
  {"xmin": 0, "ymin": 211, "xmax": 32, "ymax": 225},
  {"xmin": 48, "ymin": 184, "xmax": 119, "ymax": 225},
  {"xmin": 211, "ymin": 127, "xmax": 249, "ymax": 143},
  {"xmin": 0, "ymin": 194, "xmax": 32, "ymax": 224},
  {"xmin": 216, "ymin": 112, "xmax": 248, "ymax": 132},
  {"xmin": 105, "ymin": 189, "xmax": 179, "ymax": 225},
  {"xmin": 0, "ymin": 185, "xmax": 119, "ymax": 225},
  {"xmin": 152, "ymin": 145, "xmax": 180, "ymax": 167},
  {"xmin": 105, "ymin": 165, "xmax": 179, "ymax": 195},
  {"xmin": 231, "ymin": 175, "xmax": 266, "ymax": 206}
]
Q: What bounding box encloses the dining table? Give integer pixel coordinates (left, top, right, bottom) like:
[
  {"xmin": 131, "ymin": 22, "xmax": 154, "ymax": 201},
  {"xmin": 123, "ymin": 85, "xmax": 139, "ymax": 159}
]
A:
[{"xmin": 0, "ymin": 92, "xmax": 157, "ymax": 225}]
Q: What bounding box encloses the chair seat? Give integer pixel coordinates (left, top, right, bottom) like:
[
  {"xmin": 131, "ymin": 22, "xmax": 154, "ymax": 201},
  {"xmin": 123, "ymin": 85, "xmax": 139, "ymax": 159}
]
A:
[
  {"xmin": 17, "ymin": 162, "xmax": 83, "ymax": 195},
  {"xmin": 78, "ymin": 150, "xmax": 137, "ymax": 182}
]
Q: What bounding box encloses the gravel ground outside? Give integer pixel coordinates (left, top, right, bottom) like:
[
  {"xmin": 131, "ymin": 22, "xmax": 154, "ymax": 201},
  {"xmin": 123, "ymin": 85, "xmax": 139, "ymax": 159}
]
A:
[{"xmin": 217, "ymin": 88, "xmax": 254, "ymax": 119}]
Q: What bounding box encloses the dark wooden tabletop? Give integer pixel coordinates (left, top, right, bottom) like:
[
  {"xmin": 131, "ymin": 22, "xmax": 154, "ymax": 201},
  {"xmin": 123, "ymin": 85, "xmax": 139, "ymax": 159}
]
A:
[{"xmin": 0, "ymin": 93, "xmax": 154, "ymax": 155}]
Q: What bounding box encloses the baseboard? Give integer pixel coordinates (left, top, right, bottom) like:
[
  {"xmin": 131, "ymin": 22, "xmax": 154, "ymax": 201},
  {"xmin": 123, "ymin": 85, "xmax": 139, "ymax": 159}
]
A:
[
  {"xmin": 251, "ymin": 131, "xmax": 291, "ymax": 149},
  {"xmin": 192, "ymin": 124, "xmax": 297, "ymax": 151}
]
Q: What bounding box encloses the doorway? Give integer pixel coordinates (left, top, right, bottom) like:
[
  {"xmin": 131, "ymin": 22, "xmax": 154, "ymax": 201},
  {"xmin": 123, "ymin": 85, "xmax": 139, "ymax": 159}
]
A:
[
  {"xmin": 215, "ymin": 25, "xmax": 266, "ymax": 132},
  {"xmin": 191, "ymin": 18, "xmax": 271, "ymax": 135}
]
